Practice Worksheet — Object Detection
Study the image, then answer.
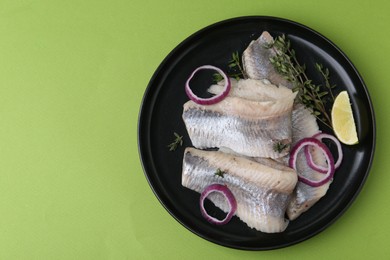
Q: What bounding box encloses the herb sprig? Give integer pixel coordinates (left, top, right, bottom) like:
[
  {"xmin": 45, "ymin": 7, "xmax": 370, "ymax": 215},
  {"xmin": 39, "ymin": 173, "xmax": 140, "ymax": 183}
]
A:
[
  {"xmin": 316, "ymin": 63, "xmax": 336, "ymax": 102},
  {"xmin": 265, "ymin": 34, "xmax": 335, "ymax": 129},
  {"xmin": 167, "ymin": 132, "xmax": 183, "ymax": 151},
  {"xmin": 213, "ymin": 51, "xmax": 247, "ymax": 82},
  {"xmin": 273, "ymin": 141, "xmax": 289, "ymax": 153},
  {"xmin": 214, "ymin": 168, "xmax": 226, "ymax": 178}
]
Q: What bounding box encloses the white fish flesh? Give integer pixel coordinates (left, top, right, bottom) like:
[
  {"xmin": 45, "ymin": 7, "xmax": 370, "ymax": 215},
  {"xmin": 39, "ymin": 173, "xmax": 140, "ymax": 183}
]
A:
[
  {"xmin": 182, "ymin": 79, "xmax": 297, "ymax": 159},
  {"xmin": 286, "ymin": 104, "xmax": 330, "ymax": 220},
  {"xmin": 242, "ymin": 31, "xmax": 293, "ymax": 89},
  {"xmin": 208, "ymin": 78, "xmax": 294, "ymax": 102},
  {"xmin": 182, "ymin": 147, "xmax": 297, "ymax": 233}
]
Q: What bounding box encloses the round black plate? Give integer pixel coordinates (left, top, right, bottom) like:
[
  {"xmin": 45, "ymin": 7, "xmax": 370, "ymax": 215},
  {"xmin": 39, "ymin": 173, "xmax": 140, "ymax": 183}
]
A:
[{"xmin": 138, "ymin": 16, "xmax": 375, "ymax": 250}]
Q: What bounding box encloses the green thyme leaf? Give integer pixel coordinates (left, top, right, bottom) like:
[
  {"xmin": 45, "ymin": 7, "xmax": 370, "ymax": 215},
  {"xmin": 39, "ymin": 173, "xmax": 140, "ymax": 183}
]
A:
[
  {"xmin": 167, "ymin": 132, "xmax": 183, "ymax": 151},
  {"xmin": 214, "ymin": 168, "xmax": 225, "ymax": 178},
  {"xmin": 273, "ymin": 141, "xmax": 289, "ymax": 153},
  {"xmin": 213, "ymin": 73, "xmax": 224, "ymax": 83}
]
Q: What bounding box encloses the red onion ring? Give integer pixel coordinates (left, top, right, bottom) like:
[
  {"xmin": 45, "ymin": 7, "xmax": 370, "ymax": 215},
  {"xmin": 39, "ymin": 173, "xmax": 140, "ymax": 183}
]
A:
[
  {"xmin": 185, "ymin": 65, "xmax": 231, "ymax": 105},
  {"xmin": 289, "ymin": 138, "xmax": 335, "ymax": 187},
  {"xmin": 304, "ymin": 132, "xmax": 343, "ymax": 173},
  {"xmin": 200, "ymin": 184, "xmax": 237, "ymax": 225}
]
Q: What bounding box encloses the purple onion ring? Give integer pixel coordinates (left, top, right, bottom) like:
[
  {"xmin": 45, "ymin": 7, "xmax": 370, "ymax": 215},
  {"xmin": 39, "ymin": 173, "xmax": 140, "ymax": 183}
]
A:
[
  {"xmin": 199, "ymin": 184, "xmax": 237, "ymax": 225},
  {"xmin": 185, "ymin": 65, "xmax": 231, "ymax": 105},
  {"xmin": 289, "ymin": 138, "xmax": 335, "ymax": 187},
  {"xmin": 304, "ymin": 132, "xmax": 343, "ymax": 173}
]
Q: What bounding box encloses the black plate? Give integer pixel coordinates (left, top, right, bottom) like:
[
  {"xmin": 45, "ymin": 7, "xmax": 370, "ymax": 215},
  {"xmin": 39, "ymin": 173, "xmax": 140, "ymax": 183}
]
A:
[{"xmin": 138, "ymin": 16, "xmax": 375, "ymax": 250}]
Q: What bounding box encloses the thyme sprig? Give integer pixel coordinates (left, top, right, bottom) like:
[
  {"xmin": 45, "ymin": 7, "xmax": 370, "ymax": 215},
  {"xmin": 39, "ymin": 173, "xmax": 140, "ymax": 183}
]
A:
[
  {"xmin": 316, "ymin": 63, "xmax": 336, "ymax": 102},
  {"xmin": 214, "ymin": 168, "xmax": 225, "ymax": 178},
  {"xmin": 273, "ymin": 141, "xmax": 289, "ymax": 153},
  {"xmin": 228, "ymin": 51, "xmax": 247, "ymax": 79},
  {"xmin": 265, "ymin": 34, "xmax": 335, "ymax": 129},
  {"xmin": 167, "ymin": 132, "xmax": 183, "ymax": 151},
  {"xmin": 213, "ymin": 51, "xmax": 247, "ymax": 82}
]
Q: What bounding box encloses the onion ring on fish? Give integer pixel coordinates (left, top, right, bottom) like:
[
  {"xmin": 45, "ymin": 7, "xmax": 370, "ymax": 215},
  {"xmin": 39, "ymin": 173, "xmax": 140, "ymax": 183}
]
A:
[
  {"xmin": 185, "ymin": 65, "xmax": 230, "ymax": 105},
  {"xmin": 289, "ymin": 138, "xmax": 335, "ymax": 187},
  {"xmin": 200, "ymin": 184, "xmax": 237, "ymax": 225},
  {"xmin": 304, "ymin": 132, "xmax": 343, "ymax": 173}
]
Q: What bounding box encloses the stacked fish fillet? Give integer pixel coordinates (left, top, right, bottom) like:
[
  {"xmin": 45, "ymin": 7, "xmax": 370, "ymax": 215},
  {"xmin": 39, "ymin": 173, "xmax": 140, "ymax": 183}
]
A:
[{"xmin": 181, "ymin": 31, "xmax": 329, "ymax": 233}]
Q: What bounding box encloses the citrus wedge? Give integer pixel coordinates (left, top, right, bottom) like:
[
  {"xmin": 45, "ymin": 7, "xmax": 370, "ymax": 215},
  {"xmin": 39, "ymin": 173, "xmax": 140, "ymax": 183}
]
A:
[{"xmin": 331, "ymin": 91, "xmax": 358, "ymax": 145}]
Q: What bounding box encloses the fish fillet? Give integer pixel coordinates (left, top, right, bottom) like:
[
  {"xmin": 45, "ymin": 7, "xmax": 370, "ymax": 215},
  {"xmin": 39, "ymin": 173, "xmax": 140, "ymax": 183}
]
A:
[
  {"xmin": 182, "ymin": 147, "xmax": 297, "ymax": 233},
  {"xmin": 286, "ymin": 104, "xmax": 330, "ymax": 220},
  {"xmin": 242, "ymin": 31, "xmax": 293, "ymax": 89},
  {"xmin": 240, "ymin": 31, "xmax": 332, "ymax": 220},
  {"xmin": 183, "ymin": 79, "xmax": 296, "ymax": 159}
]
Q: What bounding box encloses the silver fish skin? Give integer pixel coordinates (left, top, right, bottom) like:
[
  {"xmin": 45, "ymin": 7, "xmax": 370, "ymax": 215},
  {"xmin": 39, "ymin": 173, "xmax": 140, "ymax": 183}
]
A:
[
  {"xmin": 286, "ymin": 104, "xmax": 330, "ymax": 220},
  {"xmin": 242, "ymin": 31, "xmax": 293, "ymax": 89},
  {"xmin": 183, "ymin": 80, "xmax": 296, "ymax": 159},
  {"xmin": 182, "ymin": 147, "xmax": 297, "ymax": 233}
]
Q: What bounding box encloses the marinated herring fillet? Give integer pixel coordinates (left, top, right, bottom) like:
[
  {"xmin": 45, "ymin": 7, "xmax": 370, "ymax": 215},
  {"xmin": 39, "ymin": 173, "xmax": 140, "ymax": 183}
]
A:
[
  {"xmin": 242, "ymin": 31, "xmax": 293, "ymax": 89},
  {"xmin": 182, "ymin": 147, "xmax": 298, "ymax": 233},
  {"xmin": 287, "ymin": 104, "xmax": 330, "ymax": 220},
  {"xmin": 182, "ymin": 79, "xmax": 297, "ymax": 159},
  {"xmin": 240, "ymin": 30, "xmax": 332, "ymax": 220}
]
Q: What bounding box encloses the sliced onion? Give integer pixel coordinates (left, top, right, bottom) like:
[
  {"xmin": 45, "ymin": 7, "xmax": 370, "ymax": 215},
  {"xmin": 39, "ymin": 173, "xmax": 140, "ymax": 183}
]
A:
[
  {"xmin": 185, "ymin": 65, "xmax": 231, "ymax": 105},
  {"xmin": 289, "ymin": 138, "xmax": 335, "ymax": 187},
  {"xmin": 304, "ymin": 132, "xmax": 343, "ymax": 173},
  {"xmin": 200, "ymin": 184, "xmax": 237, "ymax": 225}
]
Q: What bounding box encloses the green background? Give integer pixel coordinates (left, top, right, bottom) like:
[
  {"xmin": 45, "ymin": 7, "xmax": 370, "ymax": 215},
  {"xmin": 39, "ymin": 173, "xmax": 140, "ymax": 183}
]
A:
[{"xmin": 0, "ymin": 0, "xmax": 386, "ymax": 259}]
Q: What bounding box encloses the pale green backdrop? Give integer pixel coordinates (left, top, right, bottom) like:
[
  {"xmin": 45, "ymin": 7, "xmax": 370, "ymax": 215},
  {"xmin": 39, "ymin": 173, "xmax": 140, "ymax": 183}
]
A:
[{"xmin": 0, "ymin": 0, "xmax": 386, "ymax": 259}]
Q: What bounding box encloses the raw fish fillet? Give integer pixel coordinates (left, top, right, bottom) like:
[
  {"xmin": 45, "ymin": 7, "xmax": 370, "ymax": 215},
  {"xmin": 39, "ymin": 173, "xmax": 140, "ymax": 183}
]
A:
[
  {"xmin": 241, "ymin": 31, "xmax": 332, "ymax": 220},
  {"xmin": 182, "ymin": 147, "xmax": 297, "ymax": 233},
  {"xmin": 182, "ymin": 79, "xmax": 297, "ymax": 159},
  {"xmin": 242, "ymin": 31, "xmax": 293, "ymax": 89},
  {"xmin": 286, "ymin": 104, "xmax": 330, "ymax": 220}
]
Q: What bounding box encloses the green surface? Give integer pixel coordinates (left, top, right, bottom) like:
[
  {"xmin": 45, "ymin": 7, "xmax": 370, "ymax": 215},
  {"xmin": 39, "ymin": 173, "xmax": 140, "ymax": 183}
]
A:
[{"xmin": 0, "ymin": 0, "xmax": 386, "ymax": 259}]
